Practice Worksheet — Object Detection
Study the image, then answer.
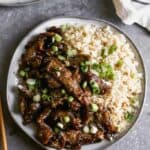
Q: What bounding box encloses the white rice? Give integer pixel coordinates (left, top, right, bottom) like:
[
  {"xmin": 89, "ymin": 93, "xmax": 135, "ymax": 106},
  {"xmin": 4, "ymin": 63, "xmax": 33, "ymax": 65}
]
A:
[{"xmin": 63, "ymin": 24, "xmax": 143, "ymax": 132}]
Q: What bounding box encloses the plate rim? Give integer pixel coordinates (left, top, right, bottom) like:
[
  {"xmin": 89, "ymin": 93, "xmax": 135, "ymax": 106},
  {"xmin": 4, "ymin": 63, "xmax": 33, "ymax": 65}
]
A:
[
  {"xmin": 0, "ymin": 0, "xmax": 41, "ymax": 7},
  {"xmin": 6, "ymin": 16, "xmax": 146, "ymax": 150}
]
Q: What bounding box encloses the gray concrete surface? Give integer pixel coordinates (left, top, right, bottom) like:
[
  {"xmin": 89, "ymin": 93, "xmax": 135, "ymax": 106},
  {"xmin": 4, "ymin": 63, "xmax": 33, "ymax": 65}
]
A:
[{"xmin": 0, "ymin": 0, "xmax": 149, "ymax": 150}]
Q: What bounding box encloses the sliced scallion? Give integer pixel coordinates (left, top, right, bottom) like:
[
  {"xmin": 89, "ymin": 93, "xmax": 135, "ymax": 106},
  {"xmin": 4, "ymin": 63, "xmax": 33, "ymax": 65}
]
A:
[
  {"xmin": 108, "ymin": 44, "xmax": 117, "ymax": 55},
  {"xmin": 54, "ymin": 34, "xmax": 62, "ymax": 42},
  {"xmin": 19, "ymin": 70, "xmax": 26, "ymax": 77},
  {"xmin": 61, "ymin": 89, "xmax": 66, "ymax": 95},
  {"xmin": 89, "ymin": 80, "xmax": 100, "ymax": 95},
  {"xmin": 57, "ymin": 122, "xmax": 64, "ymax": 129},
  {"xmin": 63, "ymin": 116, "xmax": 70, "ymax": 123},
  {"xmin": 26, "ymin": 78, "xmax": 36, "ymax": 86},
  {"xmin": 90, "ymin": 125, "xmax": 98, "ymax": 134},
  {"xmin": 58, "ymin": 55, "xmax": 66, "ymax": 61},
  {"xmin": 33, "ymin": 94, "xmax": 41, "ymax": 102},
  {"xmin": 124, "ymin": 111, "xmax": 134, "ymax": 123},
  {"xmin": 90, "ymin": 103, "xmax": 99, "ymax": 112},
  {"xmin": 83, "ymin": 125, "xmax": 90, "ymax": 133},
  {"xmin": 68, "ymin": 96, "xmax": 74, "ymax": 102},
  {"xmin": 52, "ymin": 45, "xmax": 58, "ymax": 52},
  {"xmin": 82, "ymin": 81, "xmax": 87, "ymax": 89}
]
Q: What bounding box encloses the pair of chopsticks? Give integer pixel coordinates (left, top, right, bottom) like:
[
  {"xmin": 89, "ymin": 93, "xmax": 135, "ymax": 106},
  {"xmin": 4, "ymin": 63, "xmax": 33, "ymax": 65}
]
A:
[{"xmin": 0, "ymin": 95, "xmax": 8, "ymax": 150}]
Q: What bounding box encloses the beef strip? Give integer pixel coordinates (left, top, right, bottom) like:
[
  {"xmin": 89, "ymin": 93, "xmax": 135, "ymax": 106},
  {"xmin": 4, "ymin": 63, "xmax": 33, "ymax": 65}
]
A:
[
  {"xmin": 72, "ymin": 68, "xmax": 82, "ymax": 83},
  {"xmin": 80, "ymin": 130, "xmax": 104, "ymax": 144},
  {"xmin": 86, "ymin": 72, "xmax": 112, "ymax": 94},
  {"xmin": 95, "ymin": 111, "xmax": 118, "ymax": 134},
  {"xmin": 47, "ymin": 75, "xmax": 61, "ymax": 89},
  {"xmin": 47, "ymin": 26, "xmax": 62, "ymax": 35},
  {"xmin": 69, "ymin": 100, "xmax": 81, "ymax": 111},
  {"xmin": 37, "ymin": 108, "xmax": 53, "ymax": 145},
  {"xmin": 18, "ymin": 96, "xmax": 27, "ymax": 115},
  {"xmin": 23, "ymin": 102, "xmax": 41, "ymax": 124},
  {"xmin": 61, "ymin": 130, "xmax": 81, "ymax": 149},
  {"xmin": 69, "ymin": 54, "xmax": 91, "ymax": 68},
  {"xmin": 47, "ymin": 58, "xmax": 91, "ymax": 105}
]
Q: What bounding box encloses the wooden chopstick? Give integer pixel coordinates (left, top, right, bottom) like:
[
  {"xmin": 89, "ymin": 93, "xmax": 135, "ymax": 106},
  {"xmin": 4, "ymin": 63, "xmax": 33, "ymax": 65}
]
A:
[{"xmin": 0, "ymin": 95, "xmax": 8, "ymax": 150}]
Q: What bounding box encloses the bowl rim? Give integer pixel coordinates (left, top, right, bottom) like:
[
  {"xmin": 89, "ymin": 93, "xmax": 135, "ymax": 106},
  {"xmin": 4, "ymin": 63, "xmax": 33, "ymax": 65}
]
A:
[{"xmin": 6, "ymin": 16, "xmax": 146, "ymax": 150}]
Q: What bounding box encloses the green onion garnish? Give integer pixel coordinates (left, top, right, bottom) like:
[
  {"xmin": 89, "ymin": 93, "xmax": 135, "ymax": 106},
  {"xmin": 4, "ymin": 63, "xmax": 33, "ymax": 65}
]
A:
[
  {"xmin": 63, "ymin": 116, "xmax": 70, "ymax": 123},
  {"xmin": 82, "ymin": 81, "xmax": 88, "ymax": 89},
  {"xmin": 124, "ymin": 111, "xmax": 134, "ymax": 122},
  {"xmin": 68, "ymin": 96, "xmax": 74, "ymax": 102},
  {"xmin": 57, "ymin": 122, "xmax": 64, "ymax": 129},
  {"xmin": 26, "ymin": 78, "xmax": 36, "ymax": 85},
  {"xmin": 83, "ymin": 125, "xmax": 90, "ymax": 133},
  {"xmin": 52, "ymin": 45, "xmax": 58, "ymax": 52},
  {"xmin": 101, "ymin": 48, "xmax": 107, "ymax": 58},
  {"xmin": 108, "ymin": 44, "xmax": 117, "ymax": 55},
  {"xmin": 90, "ymin": 103, "xmax": 99, "ymax": 112},
  {"xmin": 67, "ymin": 49, "xmax": 77, "ymax": 57},
  {"xmin": 41, "ymin": 94, "xmax": 52, "ymax": 101},
  {"xmin": 61, "ymin": 89, "xmax": 66, "ymax": 95},
  {"xmin": 33, "ymin": 94, "xmax": 41, "ymax": 102},
  {"xmin": 116, "ymin": 59, "xmax": 123, "ymax": 68},
  {"xmin": 19, "ymin": 70, "xmax": 26, "ymax": 77},
  {"xmin": 54, "ymin": 34, "xmax": 62, "ymax": 42},
  {"xmin": 80, "ymin": 61, "xmax": 90, "ymax": 73},
  {"xmin": 89, "ymin": 80, "xmax": 100, "ymax": 95},
  {"xmin": 58, "ymin": 55, "xmax": 66, "ymax": 61},
  {"xmin": 92, "ymin": 62, "xmax": 115, "ymax": 80}
]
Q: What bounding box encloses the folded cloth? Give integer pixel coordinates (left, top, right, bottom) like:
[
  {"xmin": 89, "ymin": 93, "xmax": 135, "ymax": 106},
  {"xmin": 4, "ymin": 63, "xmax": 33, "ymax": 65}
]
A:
[{"xmin": 113, "ymin": 0, "xmax": 150, "ymax": 31}]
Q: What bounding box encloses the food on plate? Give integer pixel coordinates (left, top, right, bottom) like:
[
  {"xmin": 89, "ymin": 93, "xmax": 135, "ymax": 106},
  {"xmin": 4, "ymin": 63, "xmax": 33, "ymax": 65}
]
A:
[{"xmin": 17, "ymin": 24, "xmax": 143, "ymax": 149}]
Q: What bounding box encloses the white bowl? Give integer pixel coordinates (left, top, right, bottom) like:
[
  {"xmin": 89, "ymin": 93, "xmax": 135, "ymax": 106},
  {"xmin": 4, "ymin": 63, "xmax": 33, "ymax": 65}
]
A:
[{"xmin": 6, "ymin": 16, "xmax": 146, "ymax": 150}]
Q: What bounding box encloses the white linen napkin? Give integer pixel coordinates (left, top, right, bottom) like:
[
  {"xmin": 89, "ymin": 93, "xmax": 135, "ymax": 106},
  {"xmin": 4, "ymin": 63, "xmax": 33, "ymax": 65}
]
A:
[{"xmin": 113, "ymin": 0, "xmax": 150, "ymax": 31}]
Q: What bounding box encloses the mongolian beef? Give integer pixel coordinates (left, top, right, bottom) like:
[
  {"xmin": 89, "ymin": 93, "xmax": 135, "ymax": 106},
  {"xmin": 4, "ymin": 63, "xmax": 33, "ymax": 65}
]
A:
[{"xmin": 17, "ymin": 24, "xmax": 143, "ymax": 149}]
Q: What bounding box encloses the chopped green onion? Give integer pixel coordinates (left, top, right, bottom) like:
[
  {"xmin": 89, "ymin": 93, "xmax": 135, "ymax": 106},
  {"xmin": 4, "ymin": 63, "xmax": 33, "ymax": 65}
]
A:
[
  {"xmin": 90, "ymin": 125, "xmax": 98, "ymax": 134},
  {"xmin": 54, "ymin": 127, "xmax": 60, "ymax": 133},
  {"xmin": 63, "ymin": 116, "xmax": 70, "ymax": 123},
  {"xmin": 52, "ymin": 37, "xmax": 55, "ymax": 43},
  {"xmin": 54, "ymin": 34, "xmax": 62, "ymax": 42},
  {"xmin": 83, "ymin": 125, "xmax": 90, "ymax": 133},
  {"xmin": 19, "ymin": 70, "xmax": 26, "ymax": 77},
  {"xmin": 101, "ymin": 48, "xmax": 107, "ymax": 58},
  {"xmin": 116, "ymin": 59, "xmax": 123, "ymax": 68},
  {"xmin": 90, "ymin": 103, "xmax": 99, "ymax": 112},
  {"xmin": 61, "ymin": 89, "xmax": 66, "ymax": 95},
  {"xmin": 53, "ymin": 67, "xmax": 60, "ymax": 72},
  {"xmin": 82, "ymin": 81, "xmax": 88, "ymax": 89},
  {"xmin": 108, "ymin": 44, "xmax": 117, "ymax": 55},
  {"xmin": 129, "ymin": 98, "xmax": 136, "ymax": 106},
  {"xmin": 130, "ymin": 72, "xmax": 135, "ymax": 78},
  {"xmin": 68, "ymin": 96, "xmax": 74, "ymax": 102},
  {"xmin": 89, "ymin": 80, "xmax": 100, "ymax": 95},
  {"xmin": 92, "ymin": 62, "xmax": 115, "ymax": 80},
  {"xmin": 58, "ymin": 55, "xmax": 66, "ymax": 61},
  {"xmin": 33, "ymin": 94, "xmax": 41, "ymax": 102},
  {"xmin": 42, "ymin": 88, "xmax": 48, "ymax": 94},
  {"xmin": 41, "ymin": 94, "xmax": 51, "ymax": 101},
  {"xmin": 28, "ymin": 85, "xmax": 35, "ymax": 91},
  {"xmin": 52, "ymin": 45, "xmax": 58, "ymax": 52},
  {"xmin": 67, "ymin": 49, "xmax": 77, "ymax": 57},
  {"xmin": 26, "ymin": 78, "xmax": 36, "ymax": 85},
  {"xmin": 61, "ymin": 24, "xmax": 68, "ymax": 32},
  {"xmin": 80, "ymin": 61, "xmax": 90, "ymax": 73},
  {"xmin": 57, "ymin": 122, "xmax": 64, "ymax": 129},
  {"xmin": 65, "ymin": 61, "xmax": 70, "ymax": 66},
  {"xmin": 124, "ymin": 111, "xmax": 134, "ymax": 123}
]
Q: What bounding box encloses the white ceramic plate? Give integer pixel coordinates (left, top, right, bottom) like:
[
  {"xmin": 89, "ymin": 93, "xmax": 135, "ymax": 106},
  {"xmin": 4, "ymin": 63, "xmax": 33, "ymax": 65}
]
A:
[
  {"xmin": 7, "ymin": 17, "xmax": 146, "ymax": 150},
  {"xmin": 0, "ymin": 0, "xmax": 41, "ymax": 6}
]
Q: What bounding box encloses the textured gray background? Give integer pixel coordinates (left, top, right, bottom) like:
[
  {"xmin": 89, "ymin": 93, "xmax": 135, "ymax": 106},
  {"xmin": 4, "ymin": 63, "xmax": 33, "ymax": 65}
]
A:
[{"xmin": 0, "ymin": 0, "xmax": 150, "ymax": 150}]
